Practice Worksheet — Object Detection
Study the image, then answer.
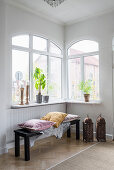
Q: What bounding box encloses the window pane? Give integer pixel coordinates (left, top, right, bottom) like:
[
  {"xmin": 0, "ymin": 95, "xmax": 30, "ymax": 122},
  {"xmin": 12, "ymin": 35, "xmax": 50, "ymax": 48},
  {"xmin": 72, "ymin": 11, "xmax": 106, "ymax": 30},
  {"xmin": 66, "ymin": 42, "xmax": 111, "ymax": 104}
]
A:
[
  {"xmin": 33, "ymin": 54, "xmax": 47, "ymax": 100},
  {"xmin": 68, "ymin": 58, "xmax": 81, "ymax": 100},
  {"xmin": 12, "ymin": 50, "xmax": 29, "ymax": 104},
  {"xmin": 84, "ymin": 55, "xmax": 99, "ymax": 100},
  {"xmin": 68, "ymin": 40, "xmax": 98, "ymax": 55},
  {"xmin": 50, "ymin": 42, "xmax": 62, "ymax": 55},
  {"xmin": 33, "ymin": 36, "xmax": 47, "ymax": 51},
  {"xmin": 12, "ymin": 35, "xmax": 29, "ymax": 48},
  {"xmin": 49, "ymin": 57, "xmax": 61, "ymax": 99}
]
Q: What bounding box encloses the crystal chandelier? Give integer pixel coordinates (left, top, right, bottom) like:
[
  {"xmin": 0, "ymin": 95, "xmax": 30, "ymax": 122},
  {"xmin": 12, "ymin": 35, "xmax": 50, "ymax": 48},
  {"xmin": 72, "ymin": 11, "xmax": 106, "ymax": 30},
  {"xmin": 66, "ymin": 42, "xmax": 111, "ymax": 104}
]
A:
[{"xmin": 44, "ymin": 0, "xmax": 65, "ymax": 7}]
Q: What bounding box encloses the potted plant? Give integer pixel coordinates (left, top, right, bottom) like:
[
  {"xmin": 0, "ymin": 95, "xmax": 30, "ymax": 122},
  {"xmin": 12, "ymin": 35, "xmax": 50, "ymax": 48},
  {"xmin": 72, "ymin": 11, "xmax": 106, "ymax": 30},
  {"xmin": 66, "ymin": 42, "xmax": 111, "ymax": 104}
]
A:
[
  {"xmin": 33, "ymin": 67, "xmax": 46, "ymax": 103},
  {"xmin": 43, "ymin": 95, "xmax": 49, "ymax": 103},
  {"xmin": 79, "ymin": 80, "xmax": 92, "ymax": 102}
]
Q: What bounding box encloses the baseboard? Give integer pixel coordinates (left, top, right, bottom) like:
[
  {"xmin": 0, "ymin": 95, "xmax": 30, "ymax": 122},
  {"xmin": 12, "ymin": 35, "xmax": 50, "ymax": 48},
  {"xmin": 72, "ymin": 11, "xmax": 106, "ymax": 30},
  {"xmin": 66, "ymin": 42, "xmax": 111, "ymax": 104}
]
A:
[
  {"xmin": 6, "ymin": 141, "xmax": 15, "ymax": 150},
  {"xmin": 71, "ymin": 127, "xmax": 113, "ymax": 140},
  {"xmin": 105, "ymin": 134, "xmax": 113, "ymax": 140},
  {"xmin": 0, "ymin": 147, "xmax": 8, "ymax": 155},
  {"xmin": 6, "ymin": 139, "xmax": 24, "ymax": 150}
]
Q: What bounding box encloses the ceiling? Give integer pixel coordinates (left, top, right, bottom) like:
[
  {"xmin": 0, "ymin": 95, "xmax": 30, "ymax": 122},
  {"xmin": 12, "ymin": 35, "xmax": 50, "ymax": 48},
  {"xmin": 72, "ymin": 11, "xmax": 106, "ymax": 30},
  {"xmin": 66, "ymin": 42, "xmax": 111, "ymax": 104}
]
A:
[{"xmin": 9, "ymin": 0, "xmax": 114, "ymax": 25}]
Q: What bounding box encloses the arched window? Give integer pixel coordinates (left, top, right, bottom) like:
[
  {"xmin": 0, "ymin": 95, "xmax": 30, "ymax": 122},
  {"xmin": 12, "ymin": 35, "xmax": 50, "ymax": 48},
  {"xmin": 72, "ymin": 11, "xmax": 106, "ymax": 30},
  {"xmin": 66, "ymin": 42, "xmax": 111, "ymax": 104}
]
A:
[
  {"xmin": 12, "ymin": 34, "xmax": 62, "ymax": 104},
  {"xmin": 68, "ymin": 40, "xmax": 99, "ymax": 101}
]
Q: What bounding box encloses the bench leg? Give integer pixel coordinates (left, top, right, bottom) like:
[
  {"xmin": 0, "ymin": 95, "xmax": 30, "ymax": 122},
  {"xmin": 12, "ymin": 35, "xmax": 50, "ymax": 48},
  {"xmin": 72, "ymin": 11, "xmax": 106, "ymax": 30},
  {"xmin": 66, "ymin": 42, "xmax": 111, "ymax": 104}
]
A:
[
  {"xmin": 24, "ymin": 136, "xmax": 30, "ymax": 161},
  {"xmin": 67, "ymin": 127, "xmax": 71, "ymax": 138},
  {"xmin": 76, "ymin": 120, "xmax": 80, "ymax": 140},
  {"xmin": 15, "ymin": 133, "xmax": 20, "ymax": 157}
]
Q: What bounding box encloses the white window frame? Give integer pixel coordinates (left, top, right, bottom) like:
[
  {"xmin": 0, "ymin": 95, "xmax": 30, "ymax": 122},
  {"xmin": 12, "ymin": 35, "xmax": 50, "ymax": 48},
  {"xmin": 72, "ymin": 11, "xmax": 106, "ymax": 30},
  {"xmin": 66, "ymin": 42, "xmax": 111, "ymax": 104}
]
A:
[
  {"xmin": 67, "ymin": 48, "xmax": 99, "ymax": 101},
  {"xmin": 12, "ymin": 34, "xmax": 63, "ymax": 103}
]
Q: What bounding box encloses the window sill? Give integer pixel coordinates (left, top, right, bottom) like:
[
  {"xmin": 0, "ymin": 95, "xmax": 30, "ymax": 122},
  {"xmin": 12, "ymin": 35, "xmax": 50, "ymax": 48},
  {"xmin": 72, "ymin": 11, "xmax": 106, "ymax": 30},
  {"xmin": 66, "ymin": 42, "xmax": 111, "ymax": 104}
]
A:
[
  {"xmin": 11, "ymin": 100, "xmax": 66, "ymax": 109},
  {"xmin": 67, "ymin": 100, "xmax": 102, "ymax": 104},
  {"xmin": 11, "ymin": 99, "xmax": 102, "ymax": 109}
]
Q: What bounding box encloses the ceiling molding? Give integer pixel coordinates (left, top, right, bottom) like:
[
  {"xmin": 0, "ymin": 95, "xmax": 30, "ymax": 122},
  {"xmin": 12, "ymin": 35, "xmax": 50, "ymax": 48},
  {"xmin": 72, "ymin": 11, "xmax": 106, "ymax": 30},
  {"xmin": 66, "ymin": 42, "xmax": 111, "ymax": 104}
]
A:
[
  {"xmin": 5, "ymin": 0, "xmax": 65, "ymax": 26},
  {"xmin": 65, "ymin": 7, "xmax": 114, "ymax": 26}
]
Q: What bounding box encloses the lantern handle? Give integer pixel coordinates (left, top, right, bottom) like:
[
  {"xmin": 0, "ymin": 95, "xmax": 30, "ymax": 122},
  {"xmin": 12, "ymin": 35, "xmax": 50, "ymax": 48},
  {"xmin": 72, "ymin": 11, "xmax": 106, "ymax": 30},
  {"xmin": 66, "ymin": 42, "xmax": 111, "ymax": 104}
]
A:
[
  {"xmin": 97, "ymin": 114, "xmax": 102, "ymax": 119},
  {"xmin": 87, "ymin": 114, "xmax": 89, "ymax": 118}
]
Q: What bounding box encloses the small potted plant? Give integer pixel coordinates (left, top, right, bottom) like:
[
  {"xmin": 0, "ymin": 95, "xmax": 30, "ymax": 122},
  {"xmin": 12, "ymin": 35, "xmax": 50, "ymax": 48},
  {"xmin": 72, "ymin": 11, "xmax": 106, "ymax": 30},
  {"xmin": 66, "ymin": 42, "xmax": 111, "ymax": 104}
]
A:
[
  {"xmin": 33, "ymin": 67, "xmax": 46, "ymax": 103},
  {"xmin": 79, "ymin": 80, "xmax": 92, "ymax": 102},
  {"xmin": 43, "ymin": 95, "xmax": 49, "ymax": 103}
]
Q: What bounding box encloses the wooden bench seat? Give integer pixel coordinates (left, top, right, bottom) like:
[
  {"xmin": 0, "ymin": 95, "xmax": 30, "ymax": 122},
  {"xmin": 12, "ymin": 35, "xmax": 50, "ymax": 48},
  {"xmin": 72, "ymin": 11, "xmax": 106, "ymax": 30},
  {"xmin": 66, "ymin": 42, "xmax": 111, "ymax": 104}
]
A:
[{"xmin": 14, "ymin": 119, "xmax": 80, "ymax": 161}]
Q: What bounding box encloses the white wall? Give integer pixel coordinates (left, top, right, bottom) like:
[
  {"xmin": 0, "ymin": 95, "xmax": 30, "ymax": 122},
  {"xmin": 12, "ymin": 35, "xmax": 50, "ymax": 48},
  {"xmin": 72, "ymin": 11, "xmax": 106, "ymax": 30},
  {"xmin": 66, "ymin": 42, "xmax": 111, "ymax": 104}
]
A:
[
  {"xmin": 65, "ymin": 12, "xmax": 114, "ymax": 135},
  {"xmin": 0, "ymin": 1, "xmax": 7, "ymax": 154},
  {"xmin": 0, "ymin": 2, "xmax": 65, "ymax": 154}
]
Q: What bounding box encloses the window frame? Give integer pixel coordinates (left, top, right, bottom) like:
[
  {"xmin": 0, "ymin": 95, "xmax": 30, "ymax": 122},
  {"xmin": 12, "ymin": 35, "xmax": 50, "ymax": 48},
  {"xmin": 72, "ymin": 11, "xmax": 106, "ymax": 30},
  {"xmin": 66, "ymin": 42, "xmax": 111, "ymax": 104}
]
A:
[
  {"xmin": 12, "ymin": 34, "xmax": 63, "ymax": 104},
  {"xmin": 67, "ymin": 41, "xmax": 99, "ymax": 101}
]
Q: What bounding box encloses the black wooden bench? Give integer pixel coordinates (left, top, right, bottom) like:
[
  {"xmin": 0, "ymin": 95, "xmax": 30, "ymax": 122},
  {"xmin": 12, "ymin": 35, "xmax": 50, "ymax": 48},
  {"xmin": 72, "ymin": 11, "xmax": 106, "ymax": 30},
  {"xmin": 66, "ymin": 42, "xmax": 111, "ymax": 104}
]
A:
[
  {"xmin": 14, "ymin": 129, "xmax": 42, "ymax": 161},
  {"xmin": 14, "ymin": 119, "xmax": 80, "ymax": 161},
  {"xmin": 67, "ymin": 119, "xmax": 80, "ymax": 140}
]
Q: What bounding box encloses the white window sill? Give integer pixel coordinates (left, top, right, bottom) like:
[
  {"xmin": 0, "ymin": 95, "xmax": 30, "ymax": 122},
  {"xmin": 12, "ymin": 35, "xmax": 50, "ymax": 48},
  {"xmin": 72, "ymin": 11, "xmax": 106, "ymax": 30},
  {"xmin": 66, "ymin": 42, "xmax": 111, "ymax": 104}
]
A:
[
  {"xmin": 67, "ymin": 100, "xmax": 102, "ymax": 104},
  {"xmin": 11, "ymin": 99, "xmax": 101, "ymax": 109},
  {"xmin": 11, "ymin": 100, "xmax": 66, "ymax": 109}
]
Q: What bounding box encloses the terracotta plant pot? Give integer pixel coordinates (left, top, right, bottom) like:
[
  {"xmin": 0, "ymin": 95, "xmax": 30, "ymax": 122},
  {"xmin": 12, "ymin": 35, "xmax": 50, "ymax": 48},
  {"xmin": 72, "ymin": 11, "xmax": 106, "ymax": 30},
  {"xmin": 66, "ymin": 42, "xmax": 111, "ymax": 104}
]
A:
[{"xmin": 84, "ymin": 94, "xmax": 90, "ymax": 102}]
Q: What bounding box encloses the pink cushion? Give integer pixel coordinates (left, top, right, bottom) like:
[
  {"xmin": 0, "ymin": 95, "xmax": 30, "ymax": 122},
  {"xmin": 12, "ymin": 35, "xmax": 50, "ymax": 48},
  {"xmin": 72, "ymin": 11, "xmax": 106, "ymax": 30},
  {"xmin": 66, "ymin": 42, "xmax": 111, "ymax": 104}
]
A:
[
  {"xmin": 63, "ymin": 114, "xmax": 80, "ymax": 122},
  {"xmin": 18, "ymin": 119, "xmax": 55, "ymax": 131}
]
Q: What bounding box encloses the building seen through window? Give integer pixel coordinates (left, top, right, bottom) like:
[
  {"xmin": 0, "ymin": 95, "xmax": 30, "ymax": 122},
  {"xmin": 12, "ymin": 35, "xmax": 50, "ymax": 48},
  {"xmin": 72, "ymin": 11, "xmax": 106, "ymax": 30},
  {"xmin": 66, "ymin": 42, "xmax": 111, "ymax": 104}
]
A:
[{"xmin": 68, "ymin": 40, "xmax": 99, "ymax": 100}]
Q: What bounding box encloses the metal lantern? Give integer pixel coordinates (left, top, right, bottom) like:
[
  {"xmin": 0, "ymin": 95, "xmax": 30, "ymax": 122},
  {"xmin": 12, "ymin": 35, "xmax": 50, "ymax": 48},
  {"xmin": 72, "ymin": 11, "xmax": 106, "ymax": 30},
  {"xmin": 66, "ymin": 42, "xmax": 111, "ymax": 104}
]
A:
[
  {"xmin": 83, "ymin": 115, "xmax": 93, "ymax": 142},
  {"xmin": 96, "ymin": 115, "xmax": 106, "ymax": 142}
]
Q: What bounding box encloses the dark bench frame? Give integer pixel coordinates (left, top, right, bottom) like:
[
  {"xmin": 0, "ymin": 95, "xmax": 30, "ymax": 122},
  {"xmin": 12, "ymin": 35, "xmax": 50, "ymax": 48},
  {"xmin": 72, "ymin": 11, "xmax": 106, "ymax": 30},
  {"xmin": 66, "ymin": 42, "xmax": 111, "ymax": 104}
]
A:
[
  {"xmin": 67, "ymin": 119, "xmax": 80, "ymax": 140},
  {"xmin": 14, "ymin": 119, "xmax": 80, "ymax": 161}
]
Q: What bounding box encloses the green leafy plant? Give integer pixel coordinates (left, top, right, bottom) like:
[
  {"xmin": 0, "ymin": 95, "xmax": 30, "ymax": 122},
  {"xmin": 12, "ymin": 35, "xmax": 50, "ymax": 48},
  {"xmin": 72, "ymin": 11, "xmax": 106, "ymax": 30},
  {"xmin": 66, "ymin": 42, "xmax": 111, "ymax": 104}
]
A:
[
  {"xmin": 33, "ymin": 67, "xmax": 46, "ymax": 95},
  {"xmin": 79, "ymin": 80, "xmax": 92, "ymax": 94}
]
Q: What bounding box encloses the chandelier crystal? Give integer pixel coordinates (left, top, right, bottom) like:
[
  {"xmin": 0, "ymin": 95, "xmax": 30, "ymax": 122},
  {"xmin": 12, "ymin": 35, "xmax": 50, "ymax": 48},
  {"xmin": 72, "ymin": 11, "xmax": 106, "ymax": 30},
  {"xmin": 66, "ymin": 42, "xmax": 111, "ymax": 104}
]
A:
[{"xmin": 44, "ymin": 0, "xmax": 65, "ymax": 7}]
